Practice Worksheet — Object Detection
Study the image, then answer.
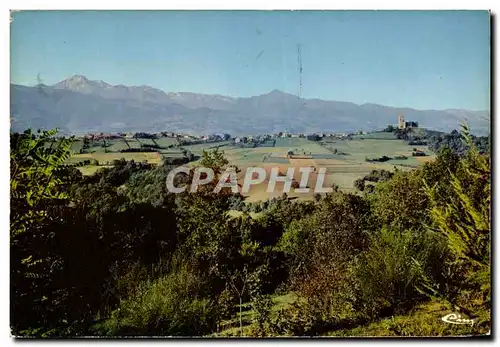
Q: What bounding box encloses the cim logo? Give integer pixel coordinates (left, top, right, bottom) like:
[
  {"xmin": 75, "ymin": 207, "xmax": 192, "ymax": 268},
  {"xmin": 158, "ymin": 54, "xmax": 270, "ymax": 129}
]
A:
[{"xmin": 441, "ymin": 313, "xmax": 475, "ymax": 326}]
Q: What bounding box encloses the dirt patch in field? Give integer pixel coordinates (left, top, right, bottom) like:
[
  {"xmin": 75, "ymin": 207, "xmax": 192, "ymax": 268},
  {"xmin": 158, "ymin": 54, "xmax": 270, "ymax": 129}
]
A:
[
  {"xmin": 288, "ymin": 158, "xmax": 316, "ymax": 167},
  {"xmin": 234, "ymin": 163, "xmax": 328, "ymax": 202},
  {"xmin": 415, "ymin": 156, "xmax": 435, "ymax": 163}
]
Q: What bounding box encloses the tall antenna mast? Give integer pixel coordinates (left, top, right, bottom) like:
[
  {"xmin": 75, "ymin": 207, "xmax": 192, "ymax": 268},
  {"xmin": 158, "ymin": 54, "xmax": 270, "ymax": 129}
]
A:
[{"xmin": 297, "ymin": 44, "xmax": 303, "ymax": 100}]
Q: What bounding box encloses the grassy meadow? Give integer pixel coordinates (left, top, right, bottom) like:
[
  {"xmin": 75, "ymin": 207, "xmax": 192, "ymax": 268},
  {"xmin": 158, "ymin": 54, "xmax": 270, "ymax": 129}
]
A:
[{"xmin": 67, "ymin": 133, "xmax": 434, "ymax": 201}]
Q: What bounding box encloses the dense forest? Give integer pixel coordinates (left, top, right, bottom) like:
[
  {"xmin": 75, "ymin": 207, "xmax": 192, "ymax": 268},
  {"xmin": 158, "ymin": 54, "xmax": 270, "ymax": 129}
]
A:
[
  {"xmin": 10, "ymin": 125, "xmax": 491, "ymax": 337},
  {"xmin": 393, "ymin": 127, "xmax": 490, "ymax": 156}
]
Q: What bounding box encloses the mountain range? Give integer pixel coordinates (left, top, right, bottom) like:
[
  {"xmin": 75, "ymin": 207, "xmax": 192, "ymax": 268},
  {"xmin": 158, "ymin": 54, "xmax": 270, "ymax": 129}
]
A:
[{"xmin": 10, "ymin": 75, "xmax": 490, "ymax": 136}]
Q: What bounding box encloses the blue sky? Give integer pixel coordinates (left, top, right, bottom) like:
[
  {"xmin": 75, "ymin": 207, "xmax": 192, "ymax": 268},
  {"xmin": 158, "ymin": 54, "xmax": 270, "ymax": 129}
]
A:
[{"xmin": 11, "ymin": 10, "xmax": 490, "ymax": 110}]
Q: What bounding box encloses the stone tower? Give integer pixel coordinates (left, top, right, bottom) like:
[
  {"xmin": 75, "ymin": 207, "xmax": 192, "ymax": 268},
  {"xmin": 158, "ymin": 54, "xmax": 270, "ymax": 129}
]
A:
[{"xmin": 398, "ymin": 115, "xmax": 405, "ymax": 129}]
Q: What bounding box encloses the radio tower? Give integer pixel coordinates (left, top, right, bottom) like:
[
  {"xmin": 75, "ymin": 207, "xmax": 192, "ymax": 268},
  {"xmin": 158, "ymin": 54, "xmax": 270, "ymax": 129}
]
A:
[{"xmin": 297, "ymin": 44, "xmax": 303, "ymax": 100}]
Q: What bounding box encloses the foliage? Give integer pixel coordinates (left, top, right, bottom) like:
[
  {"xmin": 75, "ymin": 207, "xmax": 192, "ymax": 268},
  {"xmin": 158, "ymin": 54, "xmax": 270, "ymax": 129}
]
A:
[
  {"xmin": 199, "ymin": 147, "xmax": 229, "ymax": 175},
  {"xmin": 365, "ymin": 155, "xmax": 391, "ymax": 162},
  {"xmin": 280, "ymin": 192, "xmax": 372, "ymax": 324},
  {"xmin": 95, "ymin": 265, "xmax": 217, "ymax": 336},
  {"xmin": 10, "ymin": 129, "xmax": 74, "ymax": 237},
  {"xmin": 408, "ymin": 140, "xmax": 427, "ymax": 146},
  {"xmin": 427, "ymin": 129, "xmax": 490, "ymax": 156},
  {"xmin": 10, "ymin": 124, "xmax": 491, "ymax": 337},
  {"xmin": 364, "ymin": 169, "xmax": 393, "ymax": 183},
  {"xmin": 250, "ymin": 294, "xmax": 274, "ymax": 336},
  {"xmin": 412, "ymin": 150, "xmax": 427, "ymax": 157},
  {"xmin": 10, "ymin": 129, "xmax": 87, "ymax": 336},
  {"xmin": 350, "ymin": 228, "xmax": 448, "ymax": 319},
  {"xmin": 328, "ymin": 300, "xmax": 485, "ymax": 337},
  {"xmin": 423, "ymin": 123, "xmax": 491, "ymax": 324},
  {"xmin": 306, "ymin": 134, "xmax": 321, "ymax": 141},
  {"xmin": 354, "ymin": 170, "xmax": 394, "ymax": 191},
  {"xmin": 353, "ymin": 178, "xmax": 365, "ymax": 191},
  {"xmin": 368, "ymin": 168, "xmax": 429, "ymax": 231},
  {"xmin": 383, "ymin": 124, "xmax": 396, "ymax": 132}
]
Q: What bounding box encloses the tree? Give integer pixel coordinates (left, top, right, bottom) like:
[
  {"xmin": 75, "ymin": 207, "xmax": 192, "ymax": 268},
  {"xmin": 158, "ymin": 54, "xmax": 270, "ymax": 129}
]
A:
[
  {"xmin": 185, "ymin": 150, "xmax": 194, "ymax": 162},
  {"xmin": 282, "ymin": 192, "xmax": 372, "ymax": 320},
  {"xmin": 368, "ymin": 169, "xmax": 429, "ymax": 231},
  {"xmin": 353, "ymin": 178, "xmax": 365, "ymax": 191},
  {"xmin": 81, "ymin": 137, "xmax": 90, "ymax": 153},
  {"xmin": 10, "ymin": 129, "xmax": 89, "ymax": 335},
  {"xmin": 10, "ymin": 129, "xmax": 73, "ymax": 238},
  {"xmin": 424, "ymin": 123, "xmax": 490, "ymax": 322},
  {"xmin": 199, "ymin": 148, "xmax": 229, "ymax": 175},
  {"xmin": 226, "ymin": 241, "xmax": 260, "ymax": 336},
  {"xmin": 383, "ymin": 125, "xmax": 395, "ymax": 132}
]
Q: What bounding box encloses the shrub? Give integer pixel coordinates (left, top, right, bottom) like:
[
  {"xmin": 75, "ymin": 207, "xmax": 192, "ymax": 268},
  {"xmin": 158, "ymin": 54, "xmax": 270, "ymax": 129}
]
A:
[
  {"xmin": 408, "ymin": 140, "xmax": 427, "ymax": 146},
  {"xmin": 364, "ymin": 169, "xmax": 393, "ymax": 183},
  {"xmin": 278, "ymin": 218, "xmax": 311, "ymax": 257},
  {"xmin": 350, "ymin": 228, "xmax": 419, "ymax": 318},
  {"xmin": 369, "ymin": 169, "xmax": 429, "ymax": 231},
  {"xmin": 264, "ymin": 299, "xmax": 341, "ymax": 337},
  {"xmin": 280, "ymin": 193, "xmax": 372, "ymax": 325},
  {"xmin": 249, "ymin": 294, "xmax": 274, "ymax": 336},
  {"xmin": 266, "ymin": 303, "xmax": 321, "ymax": 336},
  {"xmin": 383, "ymin": 125, "xmax": 396, "ymax": 132},
  {"xmin": 216, "ymin": 286, "xmax": 238, "ymax": 320},
  {"xmin": 353, "ymin": 178, "xmax": 365, "ymax": 191},
  {"xmin": 350, "ymin": 228, "xmax": 448, "ymax": 319},
  {"xmin": 94, "ymin": 266, "xmax": 218, "ymax": 336},
  {"xmin": 250, "ymin": 203, "xmax": 262, "ymax": 213},
  {"xmin": 424, "ymin": 124, "xmax": 491, "ymax": 324},
  {"xmin": 366, "ymin": 155, "xmax": 392, "ymax": 163},
  {"xmin": 412, "ymin": 151, "xmax": 427, "ymax": 157}
]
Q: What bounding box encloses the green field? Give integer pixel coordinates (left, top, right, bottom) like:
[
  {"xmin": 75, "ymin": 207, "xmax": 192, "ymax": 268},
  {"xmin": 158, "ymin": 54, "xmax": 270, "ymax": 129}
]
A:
[
  {"xmin": 320, "ymin": 138, "xmax": 429, "ymax": 166},
  {"xmin": 227, "ymin": 135, "xmax": 433, "ymax": 199},
  {"xmin": 350, "ymin": 131, "xmax": 400, "ymax": 140},
  {"xmin": 182, "ymin": 141, "xmax": 232, "ymax": 155},
  {"xmin": 68, "ymin": 133, "xmax": 435, "ymax": 199}
]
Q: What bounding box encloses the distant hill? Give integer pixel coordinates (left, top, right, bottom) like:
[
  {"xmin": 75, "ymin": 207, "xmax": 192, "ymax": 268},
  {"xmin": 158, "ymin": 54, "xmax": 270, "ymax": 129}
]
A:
[{"xmin": 10, "ymin": 75, "xmax": 490, "ymax": 136}]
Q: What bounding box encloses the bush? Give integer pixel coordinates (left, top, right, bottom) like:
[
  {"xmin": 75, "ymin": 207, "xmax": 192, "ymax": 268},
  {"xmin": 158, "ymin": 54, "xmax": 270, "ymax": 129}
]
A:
[
  {"xmin": 94, "ymin": 266, "xmax": 218, "ymax": 336},
  {"xmin": 280, "ymin": 193, "xmax": 371, "ymax": 325},
  {"xmin": 424, "ymin": 125, "xmax": 491, "ymax": 323},
  {"xmin": 427, "ymin": 129, "xmax": 490, "ymax": 156},
  {"xmin": 353, "ymin": 178, "xmax": 365, "ymax": 191},
  {"xmin": 278, "ymin": 218, "xmax": 311, "ymax": 256},
  {"xmin": 408, "ymin": 140, "xmax": 427, "ymax": 146},
  {"xmin": 369, "ymin": 169, "xmax": 429, "ymax": 231},
  {"xmin": 250, "ymin": 294, "xmax": 274, "ymax": 336},
  {"xmin": 366, "ymin": 155, "xmax": 391, "ymax": 163},
  {"xmin": 364, "ymin": 169, "xmax": 393, "ymax": 183},
  {"xmin": 383, "ymin": 125, "xmax": 396, "ymax": 132},
  {"xmin": 263, "ymin": 299, "xmax": 340, "ymax": 337},
  {"xmin": 412, "ymin": 151, "xmax": 427, "ymax": 157},
  {"xmin": 350, "ymin": 228, "xmax": 448, "ymax": 319},
  {"xmin": 216, "ymin": 286, "xmax": 238, "ymax": 320}
]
